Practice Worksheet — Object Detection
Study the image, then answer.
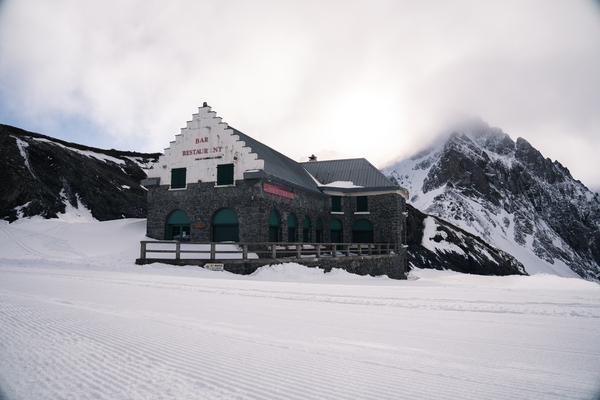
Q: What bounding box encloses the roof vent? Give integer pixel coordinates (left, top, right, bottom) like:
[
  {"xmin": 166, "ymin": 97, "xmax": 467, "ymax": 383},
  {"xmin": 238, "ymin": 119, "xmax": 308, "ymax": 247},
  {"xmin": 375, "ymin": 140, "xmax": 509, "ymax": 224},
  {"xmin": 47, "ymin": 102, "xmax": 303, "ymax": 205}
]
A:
[{"xmin": 308, "ymin": 154, "xmax": 317, "ymax": 162}]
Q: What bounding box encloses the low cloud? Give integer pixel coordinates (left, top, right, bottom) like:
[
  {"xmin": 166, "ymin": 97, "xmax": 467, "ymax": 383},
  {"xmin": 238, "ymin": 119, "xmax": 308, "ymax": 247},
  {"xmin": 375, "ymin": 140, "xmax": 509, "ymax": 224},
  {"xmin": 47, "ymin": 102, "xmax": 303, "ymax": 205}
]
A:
[{"xmin": 1, "ymin": 0, "xmax": 599, "ymax": 189}]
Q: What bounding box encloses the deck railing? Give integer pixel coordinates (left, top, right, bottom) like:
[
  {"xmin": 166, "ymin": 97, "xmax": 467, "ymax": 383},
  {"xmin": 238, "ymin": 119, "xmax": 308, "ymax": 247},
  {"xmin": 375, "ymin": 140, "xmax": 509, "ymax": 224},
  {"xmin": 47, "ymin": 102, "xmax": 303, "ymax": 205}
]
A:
[{"xmin": 138, "ymin": 241, "xmax": 398, "ymax": 262}]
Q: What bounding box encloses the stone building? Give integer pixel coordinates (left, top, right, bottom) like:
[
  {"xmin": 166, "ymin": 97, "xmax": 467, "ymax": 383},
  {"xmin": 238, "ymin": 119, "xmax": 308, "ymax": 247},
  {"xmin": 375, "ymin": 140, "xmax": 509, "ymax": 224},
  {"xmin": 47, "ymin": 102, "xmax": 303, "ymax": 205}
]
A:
[{"xmin": 142, "ymin": 105, "xmax": 408, "ymax": 256}]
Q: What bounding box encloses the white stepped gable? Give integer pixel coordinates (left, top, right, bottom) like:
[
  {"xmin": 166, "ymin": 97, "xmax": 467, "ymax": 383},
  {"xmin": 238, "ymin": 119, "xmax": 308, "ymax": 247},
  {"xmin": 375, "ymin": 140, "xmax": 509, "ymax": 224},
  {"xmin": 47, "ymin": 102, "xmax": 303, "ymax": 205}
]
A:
[{"xmin": 152, "ymin": 106, "xmax": 264, "ymax": 185}]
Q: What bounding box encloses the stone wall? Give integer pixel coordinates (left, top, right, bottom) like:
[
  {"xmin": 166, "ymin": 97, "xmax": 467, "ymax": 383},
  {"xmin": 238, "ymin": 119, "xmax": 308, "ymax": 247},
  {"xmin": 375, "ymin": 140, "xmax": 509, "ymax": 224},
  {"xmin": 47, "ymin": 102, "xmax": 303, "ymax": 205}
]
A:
[
  {"xmin": 146, "ymin": 177, "xmax": 330, "ymax": 242},
  {"xmin": 146, "ymin": 177, "xmax": 406, "ymax": 247},
  {"xmin": 325, "ymin": 192, "xmax": 406, "ymax": 246},
  {"xmin": 137, "ymin": 253, "xmax": 408, "ymax": 280}
]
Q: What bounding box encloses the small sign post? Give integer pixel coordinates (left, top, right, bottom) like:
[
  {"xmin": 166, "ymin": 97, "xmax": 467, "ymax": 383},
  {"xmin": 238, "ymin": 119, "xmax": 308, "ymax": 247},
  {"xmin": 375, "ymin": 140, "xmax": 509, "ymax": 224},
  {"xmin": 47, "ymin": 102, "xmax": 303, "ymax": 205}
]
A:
[{"xmin": 204, "ymin": 263, "xmax": 224, "ymax": 271}]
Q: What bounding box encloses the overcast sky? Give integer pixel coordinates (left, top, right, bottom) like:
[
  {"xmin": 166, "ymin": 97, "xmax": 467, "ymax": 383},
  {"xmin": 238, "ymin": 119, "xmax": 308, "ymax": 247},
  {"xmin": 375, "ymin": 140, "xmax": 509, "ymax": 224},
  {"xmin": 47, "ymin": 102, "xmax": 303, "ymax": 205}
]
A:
[{"xmin": 1, "ymin": 0, "xmax": 599, "ymax": 190}]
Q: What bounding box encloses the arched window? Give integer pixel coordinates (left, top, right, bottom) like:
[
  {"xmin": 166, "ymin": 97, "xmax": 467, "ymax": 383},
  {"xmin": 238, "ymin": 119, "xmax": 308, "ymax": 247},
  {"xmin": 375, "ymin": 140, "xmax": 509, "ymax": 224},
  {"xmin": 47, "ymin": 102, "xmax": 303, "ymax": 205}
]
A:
[
  {"xmin": 212, "ymin": 208, "xmax": 239, "ymax": 242},
  {"xmin": 316, "ymin": 218, "xmax": 323, "ymax": 243},
  {"xmin": 302, "ymin": 217, "xmax": 310, "ymax": 242},
  {"xmin": 288, "ymin": 214, "xmax": 297, "ymax": 242},
  {"xmin": 269, "ymin": 210, "xmax": 279, "ymax": 242},
  {"xmin": 330, "ymin": 219, "xmax": 342, "ymax": 243},
  {"xmin": 352, "ymin": 219, "xmax": 373, "ymax": 243},
  {"xmin": 166, "ymin": 210, "xmax": 190, "ymax": 241}
]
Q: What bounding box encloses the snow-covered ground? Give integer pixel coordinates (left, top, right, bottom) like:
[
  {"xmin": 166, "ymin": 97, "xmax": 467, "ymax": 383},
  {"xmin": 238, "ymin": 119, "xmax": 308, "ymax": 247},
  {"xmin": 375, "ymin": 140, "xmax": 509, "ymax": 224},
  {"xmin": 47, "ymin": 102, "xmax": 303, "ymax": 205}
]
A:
[{"xmin": 1, "ymin": 216, "xmax": 600, "ymax": 400}]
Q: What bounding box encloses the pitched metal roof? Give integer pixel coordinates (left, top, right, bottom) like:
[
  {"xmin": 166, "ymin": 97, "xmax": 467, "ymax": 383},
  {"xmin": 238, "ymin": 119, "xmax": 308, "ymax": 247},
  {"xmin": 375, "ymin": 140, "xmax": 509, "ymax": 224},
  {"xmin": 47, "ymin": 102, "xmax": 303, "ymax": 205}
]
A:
[
  {"xmin": 229, "ymin": 127, "xmax": 324, "ymax": 196},
  {"xmin": 301, "ymin": 158, "xmax": 400, "ymax": 191}
]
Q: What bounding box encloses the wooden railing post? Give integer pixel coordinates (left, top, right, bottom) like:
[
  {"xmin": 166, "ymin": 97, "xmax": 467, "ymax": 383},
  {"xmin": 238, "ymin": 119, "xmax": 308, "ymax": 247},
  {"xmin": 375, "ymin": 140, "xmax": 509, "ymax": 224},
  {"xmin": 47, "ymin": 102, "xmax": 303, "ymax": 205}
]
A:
[
  {"xmin": 175, "ymin": 242, "xmax": 181, "ymax": 260},
  {"xmin": 243, "ymin": 244, "xmax": 248, "ymax": 260},
  {"xmin": 140, "ymin": 242, "xmax": 146, "ymax": 260},
  {"xmin": 296, "ymin": 244, "xmax": 301, "ymax": 258},
  {"xmin": 210, "ymin": 243, "xmax": 216, "ymax": 260},
  {"xmin": 317, "ymin": 244, "xmax": 321, "ymax": 258},
  {"xmin": 272, "ymin": 244, "xmax": 277, "ymax": 259}
]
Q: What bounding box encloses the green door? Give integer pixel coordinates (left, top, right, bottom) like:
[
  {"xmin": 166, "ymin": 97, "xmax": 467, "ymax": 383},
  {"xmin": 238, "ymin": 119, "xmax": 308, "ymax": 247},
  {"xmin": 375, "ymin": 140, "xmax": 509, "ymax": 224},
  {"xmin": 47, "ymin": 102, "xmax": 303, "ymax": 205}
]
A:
[
  {"xmin": 288, "ymin": 214, "xmax": 296, "ymax": 242},
  {"xmin": 269, "ymin": 210, "xmax": 279, "ymax": 242},
  {"xmin": 352, "ymin": 219, "xmax": 373, "ymax": 243},
  {"xmin": 212, "ymin": 208, "xmax": 239, "ymax": 242},
  {"xmin": 302, "ymin": 217, "xmax": 310, "ymax": 242},
  {"xmin": 330, "ymin": 219, "xmax": 342, "ymax": 243},
  {"xmin": 316, "ymin": 218, "xmax": 323, "ymax": 243}
]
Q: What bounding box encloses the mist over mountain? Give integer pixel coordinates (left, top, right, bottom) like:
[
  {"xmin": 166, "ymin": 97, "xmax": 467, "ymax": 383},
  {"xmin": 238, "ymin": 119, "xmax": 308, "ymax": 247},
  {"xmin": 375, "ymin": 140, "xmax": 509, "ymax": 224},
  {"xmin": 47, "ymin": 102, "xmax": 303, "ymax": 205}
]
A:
[
  {"xmin": 0, "ymin": 124, "xmax": 159, "ymax": 222},
  {"xmin": 383, "ymin": 118, "xmax": 600, "ymax": 282}
]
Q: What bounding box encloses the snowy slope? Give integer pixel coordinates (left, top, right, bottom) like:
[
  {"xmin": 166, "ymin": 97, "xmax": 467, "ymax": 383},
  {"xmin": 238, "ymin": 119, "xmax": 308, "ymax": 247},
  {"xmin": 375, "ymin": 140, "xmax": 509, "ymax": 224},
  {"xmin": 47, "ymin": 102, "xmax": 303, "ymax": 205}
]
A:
[
  {"xmin": 383, "ymin": 119, "xmax": 600, "ymax": 281},
  {"xmin": 1, "ymin": 213, "xmax": 600, "ymax": 400}
]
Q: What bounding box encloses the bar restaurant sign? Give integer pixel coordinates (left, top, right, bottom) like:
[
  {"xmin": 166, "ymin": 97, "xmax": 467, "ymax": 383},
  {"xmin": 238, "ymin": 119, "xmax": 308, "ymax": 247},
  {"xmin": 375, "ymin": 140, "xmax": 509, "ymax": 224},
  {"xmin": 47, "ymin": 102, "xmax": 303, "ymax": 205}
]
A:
[{"xmin": 263, "ymin": 183, "xmax": 294, "ymax": 200}]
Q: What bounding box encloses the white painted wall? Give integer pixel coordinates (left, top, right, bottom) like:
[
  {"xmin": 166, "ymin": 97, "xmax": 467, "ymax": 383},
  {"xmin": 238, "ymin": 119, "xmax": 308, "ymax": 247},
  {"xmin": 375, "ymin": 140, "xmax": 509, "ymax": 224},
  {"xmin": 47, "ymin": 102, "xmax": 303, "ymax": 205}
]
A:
[{"xmin": 148, "ymin": 107, "xmax": 264, "ymax": 186}]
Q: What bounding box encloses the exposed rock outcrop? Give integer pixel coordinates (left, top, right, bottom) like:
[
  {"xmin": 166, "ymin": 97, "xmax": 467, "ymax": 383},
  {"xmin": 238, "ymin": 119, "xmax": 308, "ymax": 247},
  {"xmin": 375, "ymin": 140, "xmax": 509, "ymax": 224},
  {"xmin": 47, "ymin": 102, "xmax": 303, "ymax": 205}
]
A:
[
  {"xmin": 406, "ymin": 204, "xmax": 526, "ymax": 276},
  {"xmin": 0, "ymin": 124, "xmax": 159, "ymax": 222}
]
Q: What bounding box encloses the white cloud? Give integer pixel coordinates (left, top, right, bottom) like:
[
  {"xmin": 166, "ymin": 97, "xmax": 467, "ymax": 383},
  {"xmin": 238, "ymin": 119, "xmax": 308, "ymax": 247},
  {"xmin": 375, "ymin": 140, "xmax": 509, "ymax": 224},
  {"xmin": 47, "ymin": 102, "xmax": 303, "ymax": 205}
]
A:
[{"xmin": 1, "ymin": 0, "xmax": 599, "ymax": 189}]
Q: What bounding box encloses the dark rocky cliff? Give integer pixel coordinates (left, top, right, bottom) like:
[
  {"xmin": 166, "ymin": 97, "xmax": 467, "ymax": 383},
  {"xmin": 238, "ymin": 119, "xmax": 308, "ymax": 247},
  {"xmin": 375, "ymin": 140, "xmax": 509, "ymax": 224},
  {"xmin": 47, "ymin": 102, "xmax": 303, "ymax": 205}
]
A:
[
  {"xmin": 406, "ymin": 204, "xmax": 526, "ymax": 276},
  {"xmin": 1, "ymin": 124, "xmax": 159, "ymax": 222}
]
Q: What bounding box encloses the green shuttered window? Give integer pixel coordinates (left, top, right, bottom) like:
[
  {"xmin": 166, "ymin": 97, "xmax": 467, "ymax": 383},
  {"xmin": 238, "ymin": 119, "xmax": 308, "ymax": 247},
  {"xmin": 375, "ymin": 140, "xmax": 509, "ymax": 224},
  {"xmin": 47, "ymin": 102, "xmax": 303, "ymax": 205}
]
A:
[
  {"xmin": 356, "ymin": 196, "xmax": 368, "ymax": 212},
  {"xmin": 331, "ymin": 196, "xmax": 341, "ymax": 212},
  {"xmin": 171, "ymin": 168, "xmax": 186, "ymax": 189},
  {"xmin": 217, "ymin": 164, "xmax": 234, "ymax": 185}
]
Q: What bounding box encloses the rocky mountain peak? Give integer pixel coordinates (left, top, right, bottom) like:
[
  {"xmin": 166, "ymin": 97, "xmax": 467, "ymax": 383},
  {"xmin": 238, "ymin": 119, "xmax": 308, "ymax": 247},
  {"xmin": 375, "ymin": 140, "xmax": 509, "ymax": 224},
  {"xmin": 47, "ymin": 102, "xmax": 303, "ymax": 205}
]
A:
[{"xmin": 383, "ymin": 120, "xmax": 600, "ymax": 281}]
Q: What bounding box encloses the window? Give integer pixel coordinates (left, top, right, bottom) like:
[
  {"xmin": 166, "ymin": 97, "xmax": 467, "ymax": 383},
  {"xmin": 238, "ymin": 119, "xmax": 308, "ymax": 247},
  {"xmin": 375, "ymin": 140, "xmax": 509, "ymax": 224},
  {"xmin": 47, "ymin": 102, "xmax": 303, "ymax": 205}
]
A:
[
  {"xmin": 288, "ymin": 214, "xmax": 296, "ymax": 242},
  {"xmin": 331, "ymin": 195, "xmax": 341, "ymax": 212},
  {"xmin": 166, "ymin": 210, "xmax": 190, "ymax": 241},
  {"xmin": 171, "ymin": 168, "xmax": 186, "ymax": 189},
  {"xmin": 269, "ymin": 210, "xmax": 279, "ymax": 242},
  {"xmin": 352, "ymin": 219, "xmax": 373, "ymax": 243},
  {"xmin": 212, "ymin": 208, "xmax": 239, "ymax": 242},
  {"xmin": 356, "ymin": 196, "xmax": 368, "ymax": 212},
  {"xmin": 302, "ymin": 217, "xmax": 310, "ymax": 242},
  {"xmin": 217, "ymin": 163, "xmax": 234, "ymax": 185},
  {"xmin": 330, "ymin": 219, "xmax": 342, "ymax": 243}
]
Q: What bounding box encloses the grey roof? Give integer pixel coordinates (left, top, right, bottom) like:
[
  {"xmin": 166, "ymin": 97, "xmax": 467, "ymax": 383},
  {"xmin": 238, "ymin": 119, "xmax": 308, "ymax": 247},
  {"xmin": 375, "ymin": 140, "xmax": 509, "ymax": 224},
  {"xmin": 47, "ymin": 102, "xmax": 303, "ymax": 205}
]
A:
[
  {"xmin": 229, "ymin": 127, "xmax": 324, "ymax": 196},
  {"xmin": 301, "ymin": 158, "xmax": 400, "ymax": 191}
]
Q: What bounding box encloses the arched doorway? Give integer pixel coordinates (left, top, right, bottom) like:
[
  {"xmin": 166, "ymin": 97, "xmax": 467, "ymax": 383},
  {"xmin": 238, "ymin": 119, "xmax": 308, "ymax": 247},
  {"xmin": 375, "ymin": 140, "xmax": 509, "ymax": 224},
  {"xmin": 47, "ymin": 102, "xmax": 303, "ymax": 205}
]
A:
[
  {"xmin": 302, "ymin": 217, "xmax": 310, "ymax": 242},
  {"xmin": 352, "ymin": 219, "xmax": 373, "ymax": 243},
  {"xmin": 269, "ymin": 210, "xmax": 279, "ymax": 242},
  {"xmin": 166, "ymin": 210, "xmax": 190, "ymax": 241},
  {"xmin": 212, "ymin": 208, "xmax": 239, "ymax": 242},
  {"xmin": 288, "ymin": 214, "xmax": 297, "ymax": 242},
  {"xmin": 330, "ymin": 219, "xmax": 342, "ymax": 243}
]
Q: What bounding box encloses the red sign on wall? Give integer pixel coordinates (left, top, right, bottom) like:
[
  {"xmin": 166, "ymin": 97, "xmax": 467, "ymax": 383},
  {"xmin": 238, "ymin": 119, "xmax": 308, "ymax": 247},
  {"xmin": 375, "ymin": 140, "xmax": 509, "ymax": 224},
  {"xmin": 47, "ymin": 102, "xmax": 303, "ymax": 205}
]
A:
[{"xmin": 263, "ymin": 183, "xmax": 294, "ymax": 200}]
